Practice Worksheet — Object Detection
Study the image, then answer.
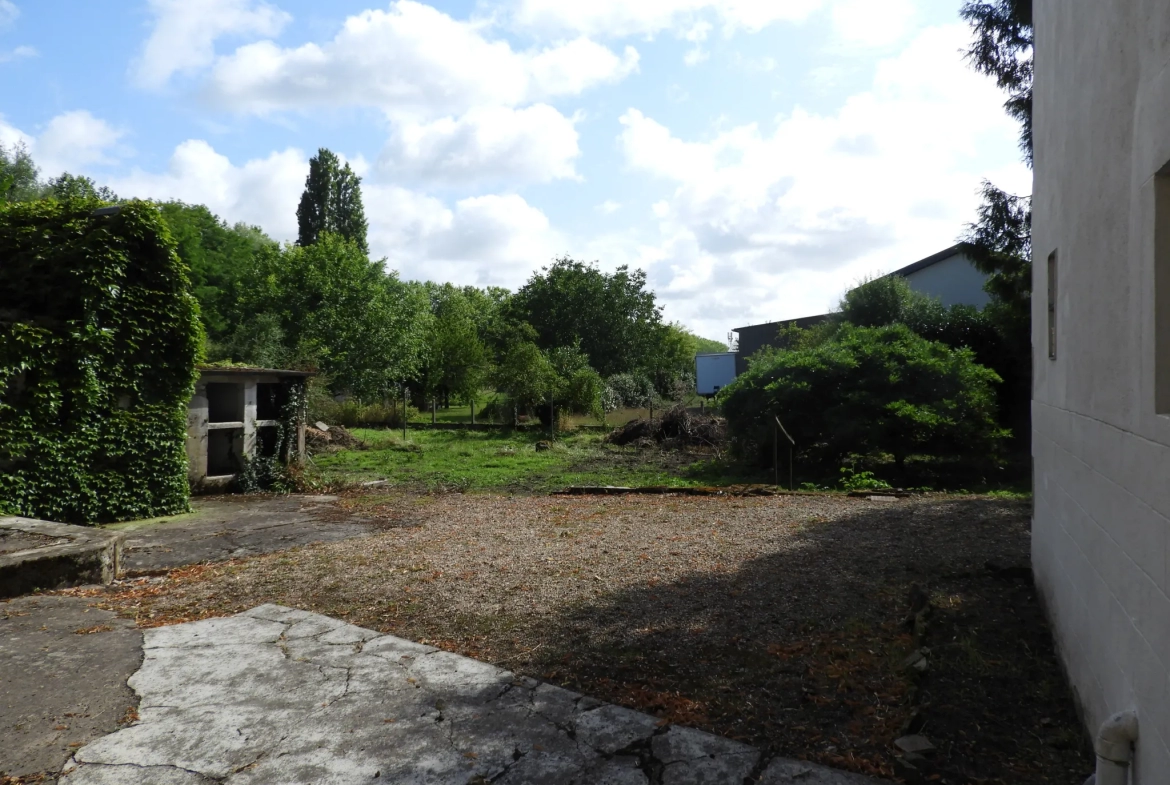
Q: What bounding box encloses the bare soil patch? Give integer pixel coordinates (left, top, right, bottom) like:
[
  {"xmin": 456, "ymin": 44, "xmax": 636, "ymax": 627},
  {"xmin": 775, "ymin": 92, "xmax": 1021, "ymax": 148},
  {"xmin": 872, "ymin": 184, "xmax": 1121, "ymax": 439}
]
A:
[{"xmin": 72, "ymin": 493, "xmax": 1091, "ymax": 784}]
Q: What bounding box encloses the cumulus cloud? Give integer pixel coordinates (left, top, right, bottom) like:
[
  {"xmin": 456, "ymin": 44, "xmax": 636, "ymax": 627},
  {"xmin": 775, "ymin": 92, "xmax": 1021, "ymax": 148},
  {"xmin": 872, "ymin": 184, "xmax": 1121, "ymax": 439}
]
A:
[
  {"xmin": 134, "ymin": 0, "xmax": 290, "ymax": 90},
  {"xmin": 0, "ymin": 111, "xmax": 125, "ymax": 177},
  {"xmin": 34, "ymin": 111, "xmax": 126, "ymax": 174},
  {"xmin": 615, "ymin": 23, "xmax": 1028, "ymax": 339},
  {"xmin": 379, "ymin": 104, "xmax": 581, "ymax": 186},
  {"xmin": 365, "ymin": 187, "xmax": 565, "ymax": 286},
  {"xmin": 104, "ymin": 138, "xmax": 562, "ymax": 289},
  {"xmin": 510, "ymin": 0, "xmax": 824, "ymax": 39},
  {"xmin": 205, "ymin": 2, "xmax": 638, "ymax": 117}
]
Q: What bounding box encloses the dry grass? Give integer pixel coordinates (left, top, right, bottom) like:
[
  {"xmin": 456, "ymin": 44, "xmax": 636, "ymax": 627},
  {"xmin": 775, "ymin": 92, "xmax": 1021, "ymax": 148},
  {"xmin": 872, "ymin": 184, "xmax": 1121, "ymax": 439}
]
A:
[{"xmin": 74, "ymin": 492, "xmax": 1091, "ymax": 783}]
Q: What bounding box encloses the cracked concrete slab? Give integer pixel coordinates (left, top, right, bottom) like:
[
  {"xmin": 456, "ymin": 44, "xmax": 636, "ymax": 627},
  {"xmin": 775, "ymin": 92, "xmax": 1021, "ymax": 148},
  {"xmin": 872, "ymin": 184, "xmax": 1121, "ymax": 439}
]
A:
[
  {"xmin": 105, "ymin": 496, "xmax": 381, "ymax": 574},
  {"xmin": 57, "ymin": 605, "xmax": 892, "ymax": 785},
  {"xmin": 0, "ymin": 595, "xmax": 142, "ymax": 779}
]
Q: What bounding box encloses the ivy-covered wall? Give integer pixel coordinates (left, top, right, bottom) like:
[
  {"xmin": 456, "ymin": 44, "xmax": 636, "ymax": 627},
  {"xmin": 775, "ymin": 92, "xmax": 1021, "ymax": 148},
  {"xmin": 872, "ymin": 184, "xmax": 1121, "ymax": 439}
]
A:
[{"xmin": 0, "ymin": 200, "xmax": 202, "ymax": 524}]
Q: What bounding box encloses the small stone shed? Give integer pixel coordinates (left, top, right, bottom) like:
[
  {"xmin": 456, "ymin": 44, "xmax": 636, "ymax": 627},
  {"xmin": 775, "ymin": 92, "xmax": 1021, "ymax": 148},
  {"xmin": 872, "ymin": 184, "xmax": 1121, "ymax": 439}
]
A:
[{"xmin": 186, "ymin": 367, "xmax": 311, "ymax": 492}]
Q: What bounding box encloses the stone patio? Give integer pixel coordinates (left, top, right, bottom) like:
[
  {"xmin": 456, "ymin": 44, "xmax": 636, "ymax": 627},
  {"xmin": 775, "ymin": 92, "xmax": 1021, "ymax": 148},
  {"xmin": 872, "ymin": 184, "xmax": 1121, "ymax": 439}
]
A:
[{"xmin": 58, "ymin": 605, "xmax": 889, "ymax": 785}]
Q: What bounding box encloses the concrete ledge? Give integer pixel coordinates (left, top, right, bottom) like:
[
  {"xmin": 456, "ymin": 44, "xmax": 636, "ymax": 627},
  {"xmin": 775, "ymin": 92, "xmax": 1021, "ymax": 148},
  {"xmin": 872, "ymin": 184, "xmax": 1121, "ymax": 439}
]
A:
[{"xmin": 0, "ymin": 517, "xmax": 124, "ymax": 599}]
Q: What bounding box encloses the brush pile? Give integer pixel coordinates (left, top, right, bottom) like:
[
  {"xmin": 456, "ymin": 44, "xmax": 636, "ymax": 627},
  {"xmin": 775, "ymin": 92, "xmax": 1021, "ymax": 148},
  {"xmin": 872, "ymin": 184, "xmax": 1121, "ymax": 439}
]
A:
[
  {"xmin": 305, "ymin": 424, "xmax": 365, "ymax": 454},
  {"xmin": 606, "ymin": 406, "xmax": 726, "ymax": 449}
]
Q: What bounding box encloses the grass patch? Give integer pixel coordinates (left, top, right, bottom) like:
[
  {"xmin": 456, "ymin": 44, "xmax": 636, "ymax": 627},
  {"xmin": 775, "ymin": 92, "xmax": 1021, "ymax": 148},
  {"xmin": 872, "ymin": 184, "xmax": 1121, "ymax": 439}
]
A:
[{"xmin": 310, "ymin": 428, "xmax": 744, "ymax": 493}]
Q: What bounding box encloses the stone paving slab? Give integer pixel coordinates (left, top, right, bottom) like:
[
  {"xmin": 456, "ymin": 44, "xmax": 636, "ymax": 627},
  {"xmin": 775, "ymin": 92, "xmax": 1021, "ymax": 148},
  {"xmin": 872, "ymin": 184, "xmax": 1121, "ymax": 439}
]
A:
[
  {"xmin": 0, "ymin": 518, "xmax": 124, "ymax": 599},
  {"xmin": 0, "ymin": 595, "xmax": 143, "ymax": 778},
  {"xmin": 57, "ymin": 606, "xmax": 890, "ymax": 785},
  {"xmin": 105, "ymin": 495, "xmax": 382, "ymax": 575}
]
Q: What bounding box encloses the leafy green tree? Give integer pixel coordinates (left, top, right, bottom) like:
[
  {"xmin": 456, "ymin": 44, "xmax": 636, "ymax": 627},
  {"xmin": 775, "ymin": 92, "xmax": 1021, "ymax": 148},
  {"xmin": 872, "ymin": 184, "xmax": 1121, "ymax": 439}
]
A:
[
  {"xmin": 718, "ymin": 324, "xmax": 1006, "ymax": 476},
  {"xmin": 420, "ymin": 283, "xmax": 489, "ymax": 406},
  {"xmin": 693, "ymin": 334, "xmax": 729, "ymax": 355},
  {"xmin": 296, "ymin": 148, "xmax": 369, "ymax": 253},
  {"xmin": 510, "ymin": 257, "xmax": 664, "ymax": 378},
  {"xmin": 46, "ymin": 173, "xmax": 119, "ymax": 202},
  {"xmin": 961, "ymin": 1, "xmax": 1034, "ymax": 448},
  {"xmin": 236, "ymin": 234, "xmax": 428, "ymax": 398},
  {"xmin": 0, "ymin": 142, "xmax": 41, "ymax": 203},
  {"xmin": 157, "ymin": 202, "xmax": 276, "ymax": 343}
]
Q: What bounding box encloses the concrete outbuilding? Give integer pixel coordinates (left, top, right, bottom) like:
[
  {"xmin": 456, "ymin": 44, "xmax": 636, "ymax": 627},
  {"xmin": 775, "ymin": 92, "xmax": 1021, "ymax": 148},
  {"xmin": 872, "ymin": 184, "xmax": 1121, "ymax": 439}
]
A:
[{"xmin": 186, "ymin": 367, "xmax": 311, "ymax": 492}]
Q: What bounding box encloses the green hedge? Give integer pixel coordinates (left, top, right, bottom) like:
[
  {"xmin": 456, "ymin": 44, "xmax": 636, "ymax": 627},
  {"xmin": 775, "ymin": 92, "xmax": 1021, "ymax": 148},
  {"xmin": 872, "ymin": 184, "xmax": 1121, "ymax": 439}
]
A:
[{"xmin": 0, "ymin": 200, "xmax": 202, "ymax": 523}]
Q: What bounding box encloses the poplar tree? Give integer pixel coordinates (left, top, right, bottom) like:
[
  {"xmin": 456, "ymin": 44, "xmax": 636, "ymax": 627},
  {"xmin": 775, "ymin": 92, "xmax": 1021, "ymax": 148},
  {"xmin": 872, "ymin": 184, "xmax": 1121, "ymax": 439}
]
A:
[{"xmin": 296, "ymin": 148, "xmax": 369, "ymax": 254}]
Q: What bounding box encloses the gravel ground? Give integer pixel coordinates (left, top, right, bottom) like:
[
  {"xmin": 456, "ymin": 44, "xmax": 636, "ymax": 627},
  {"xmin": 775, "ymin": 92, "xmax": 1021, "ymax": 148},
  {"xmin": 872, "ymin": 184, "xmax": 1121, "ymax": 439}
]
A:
[{"xmin": 70, "ymin": 492, "xmax": 1093, "ymax": 784}]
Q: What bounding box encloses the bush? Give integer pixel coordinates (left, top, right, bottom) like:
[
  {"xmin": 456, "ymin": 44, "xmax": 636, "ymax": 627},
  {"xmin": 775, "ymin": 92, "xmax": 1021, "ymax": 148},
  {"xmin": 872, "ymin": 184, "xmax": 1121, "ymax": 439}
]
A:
[
  {"xmin": 717, "ymin": 324, "xmax": 1007, "ymax": 476},
  {"xmin": 604, "ymin": 373, "xmax": 654, "ymax": 409}
]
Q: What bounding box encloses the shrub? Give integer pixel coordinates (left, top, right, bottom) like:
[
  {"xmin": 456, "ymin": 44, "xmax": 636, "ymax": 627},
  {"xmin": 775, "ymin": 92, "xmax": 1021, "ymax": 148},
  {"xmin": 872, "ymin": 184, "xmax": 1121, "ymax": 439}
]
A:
[
  {"xmin": 604, "ymin": 373, "xmax": 654, "ymax": 409},
  {"xmin": 717, "ymin": 324, "xmax": 1007, "ymax": 475}
]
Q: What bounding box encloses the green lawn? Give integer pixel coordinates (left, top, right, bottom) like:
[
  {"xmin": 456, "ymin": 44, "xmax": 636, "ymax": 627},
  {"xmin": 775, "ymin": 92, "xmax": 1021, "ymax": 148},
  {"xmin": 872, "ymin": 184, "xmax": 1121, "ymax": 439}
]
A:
[{"xmin": 310, "ymin": 428, "xmax": 754, "ymax": 493}]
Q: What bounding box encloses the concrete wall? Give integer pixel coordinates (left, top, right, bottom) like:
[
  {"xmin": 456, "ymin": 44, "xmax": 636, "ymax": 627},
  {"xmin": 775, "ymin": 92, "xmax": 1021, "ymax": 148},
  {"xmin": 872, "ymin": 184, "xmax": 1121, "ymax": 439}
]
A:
[
  {"xmin": 901, "ymin": 252, "xmax": 991, "ymax": 309},
  {"xmin": 187, "ymin": 372, "xmax": 306, "ymax": 492},
  {"xmin": 1032, "ymin": 0, "xmax": 1170, "ymax": 779}
]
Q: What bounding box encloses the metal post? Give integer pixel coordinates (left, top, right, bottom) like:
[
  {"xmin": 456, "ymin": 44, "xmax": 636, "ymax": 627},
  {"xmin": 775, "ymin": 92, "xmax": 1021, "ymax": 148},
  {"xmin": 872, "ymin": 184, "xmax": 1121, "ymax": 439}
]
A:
[
  {"xmin": 402, "ymin": 385, "xmax": 407, "ymax": 440},
  {"xmin": 431, "ymin": 398, "xmax": 436, "ymax": 425},
  {"xmin": 471, "ymin": 399, "xmax": 475, "ymax": 425},
  {"xmin": 789, "ymin": 445, "xmax": 794, "ymax": 491},
  {"xmin": 773, "ymin": 424, "xmax": 779, "ymax": 487},
  {"xmin": 549, "ymin": 392, "xmax": 554, "ymax": 438}
]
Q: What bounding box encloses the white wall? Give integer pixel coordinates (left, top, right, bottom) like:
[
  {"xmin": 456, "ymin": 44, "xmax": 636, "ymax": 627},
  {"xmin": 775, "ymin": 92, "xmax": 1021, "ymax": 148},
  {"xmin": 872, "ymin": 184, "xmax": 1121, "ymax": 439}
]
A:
[
  {"xmin": 1032, "ymin": 0, "xmax": 1170, "ymax": 780},
  {"xmin": 902, "ymin": 252, "xmax": 991, "ymax": 309},
  {"xmin": 696, "ymin": 353, "xmax": 737, "ymax": 395}
]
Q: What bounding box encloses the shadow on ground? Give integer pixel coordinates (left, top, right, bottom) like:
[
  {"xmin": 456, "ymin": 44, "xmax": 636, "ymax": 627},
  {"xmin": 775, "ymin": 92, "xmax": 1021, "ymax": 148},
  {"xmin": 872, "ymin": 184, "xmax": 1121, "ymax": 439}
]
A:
[{"xmin": 514, "ymin": 499, "xmax": 1093, "ymax": 784}]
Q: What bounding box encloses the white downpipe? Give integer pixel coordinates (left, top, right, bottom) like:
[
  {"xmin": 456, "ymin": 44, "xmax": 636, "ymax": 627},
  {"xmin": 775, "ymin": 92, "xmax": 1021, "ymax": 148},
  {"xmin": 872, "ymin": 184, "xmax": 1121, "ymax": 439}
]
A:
[{"xmin": 1084, "ymin": 711, "xmax": 1139, "ymax": 785}]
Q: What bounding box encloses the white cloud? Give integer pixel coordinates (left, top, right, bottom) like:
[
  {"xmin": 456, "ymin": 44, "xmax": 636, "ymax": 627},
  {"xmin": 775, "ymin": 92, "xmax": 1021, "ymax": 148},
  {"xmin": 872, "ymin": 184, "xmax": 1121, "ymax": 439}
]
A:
[
  {"xmin": 510, "ymin": 0, "xmax": 824, "ymax": 39},
  {"xmin": 134, "ymin": 0, "xmax": 290, "ymax": 90},
  {"xmin": 831, "ymin": 0, "xmax": 917, "ymax": 48},
  {"xmin": 0, "ymin": 111, "xmax": 124, "ymax": 177},
  {"xmin": 0, "ymin": 45, "xmax": 35, "ymax": 62},
  {"xmin": 109, "ymin": 140, "xmax": 307, "ymax": 239},
  {"xmin": 104, "ymin": 138, "xmax": 562, "ymax": 289},
  {"xmin": 34, "ymin": 111, "xmax": 126, "ymax": 175},
  {"xmin": 205, "ymin": 2, "xmax": 638, "ymax": 117},
  {"xmin": 596, "ymin": 200, "xmax": 622, "ymax": 215},
  {"xmin": 0, "ymin": 0, "xmax": 17, "ymax": 28},
  {"xmin": 380, "ymin": 104, "xmax": 581, "ymax": 186},
  {"xmin": 615, "ymin": 23, "xmax": 1029, "ymax": 339},
  {"xmin": 365, "ymin": 186, "xmax": 565, "ymax": 287}
]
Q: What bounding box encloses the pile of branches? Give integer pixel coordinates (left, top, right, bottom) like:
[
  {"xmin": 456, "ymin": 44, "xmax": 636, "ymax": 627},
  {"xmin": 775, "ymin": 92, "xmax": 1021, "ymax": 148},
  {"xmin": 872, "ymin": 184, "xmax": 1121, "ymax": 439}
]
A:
[
  {"xmin": 606, "ymin": 406, "xmax": 726, "ymax": 450},
  {"xmin": 305, "ymin": 424, "xmax": 365, "ymax": 454}
]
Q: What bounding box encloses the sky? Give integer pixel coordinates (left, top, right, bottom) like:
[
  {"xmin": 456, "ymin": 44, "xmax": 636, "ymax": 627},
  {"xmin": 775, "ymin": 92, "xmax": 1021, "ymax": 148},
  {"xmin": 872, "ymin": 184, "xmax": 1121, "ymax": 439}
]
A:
[{"xmin": 0, "ymin": 0, "xmax": 1030, "ymax": 344}]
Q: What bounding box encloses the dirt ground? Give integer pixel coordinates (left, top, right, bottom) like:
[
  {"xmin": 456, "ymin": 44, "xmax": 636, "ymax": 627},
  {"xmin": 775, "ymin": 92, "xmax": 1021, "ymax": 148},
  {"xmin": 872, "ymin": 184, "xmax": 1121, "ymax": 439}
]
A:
[{"xmin": 69, "ymin": 492, "xmax": 1094, "ymax": 784}]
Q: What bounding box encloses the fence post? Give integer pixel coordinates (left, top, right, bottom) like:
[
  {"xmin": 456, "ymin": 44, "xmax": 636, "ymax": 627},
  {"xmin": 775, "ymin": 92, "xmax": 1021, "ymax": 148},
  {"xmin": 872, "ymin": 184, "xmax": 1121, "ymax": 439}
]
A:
[
  {"xmin": 402, "ymin": 385, "xmax": 408, "ymax": 440},
  {"xmin": 549, "ymin": 392, "xmax": 554, "ymax": 438},
  {"xmin": 431, "ymin": 398, "xmax": 436, "ymax": 425},
  {"xmin": 773, "ymin": 424, "xmax": 779, "ymax": 487},
  {"xmin": 471, "ymin": 399, "xmax": 475, "ymax": 425}
]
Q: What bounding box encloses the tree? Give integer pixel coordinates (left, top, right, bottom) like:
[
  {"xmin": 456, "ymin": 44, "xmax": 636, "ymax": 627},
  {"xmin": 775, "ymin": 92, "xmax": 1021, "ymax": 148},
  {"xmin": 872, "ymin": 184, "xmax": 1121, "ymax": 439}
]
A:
[
  {"xmin": 157, "ymin": 202, "xmax": 276, "ymax": 343},
  {"xmin": 0, "ymin": 142, "xmax": 41, "ymax": 203},
  {"xmin": 718, "ymin": 324, "xmax": 1006, "ymax": 478},
  {"xmin": 46, "ymin": 173, "xmax": 119, "ymax": 202},
  {"xmin": 509, "ymin": 257, "xmax": 664, "ymax": 378},
  {"xmin": 236, "ymin": 234, "xmax": 429, "ymax": 398},
  {"xmin": 961, "ymin": 0, "xmax": 1033, "ymax": 163},
  {"xmin": 296, "ymin": 148, "xmax": 369, "ymax": 253},
  {"xmin": 693, "ymin": 334, "xmax": 729, "ymax": 355},
  {"xmin": 961, "ymin": 0, "xmax": 1034, "ymax": 450},
  {"xmin": 420, "ymin": 284, "xmax": 489, "ymax": 406}
]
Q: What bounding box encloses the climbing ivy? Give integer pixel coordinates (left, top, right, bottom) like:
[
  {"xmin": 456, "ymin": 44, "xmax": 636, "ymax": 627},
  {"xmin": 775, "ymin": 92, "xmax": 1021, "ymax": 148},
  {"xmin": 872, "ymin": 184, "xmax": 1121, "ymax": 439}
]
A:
[{"xmin": 0, "ymin": 199, "xmax": 202, "ymax": 523}]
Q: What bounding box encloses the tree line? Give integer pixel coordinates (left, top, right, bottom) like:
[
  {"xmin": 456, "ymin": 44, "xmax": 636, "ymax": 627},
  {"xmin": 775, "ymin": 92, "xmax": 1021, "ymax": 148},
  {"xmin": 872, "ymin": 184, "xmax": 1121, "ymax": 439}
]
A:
[{"xmin": 1, "ymin": 144, "xmax": 724, "ymax": 422}]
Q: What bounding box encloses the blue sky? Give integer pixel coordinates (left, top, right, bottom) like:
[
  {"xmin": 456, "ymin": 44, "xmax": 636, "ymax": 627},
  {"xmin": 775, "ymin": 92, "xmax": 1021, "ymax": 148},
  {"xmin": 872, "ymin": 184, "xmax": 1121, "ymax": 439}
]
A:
[{"xmin": 0, "ymin": 0, "xmax": 1029, "ymax": 342}]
